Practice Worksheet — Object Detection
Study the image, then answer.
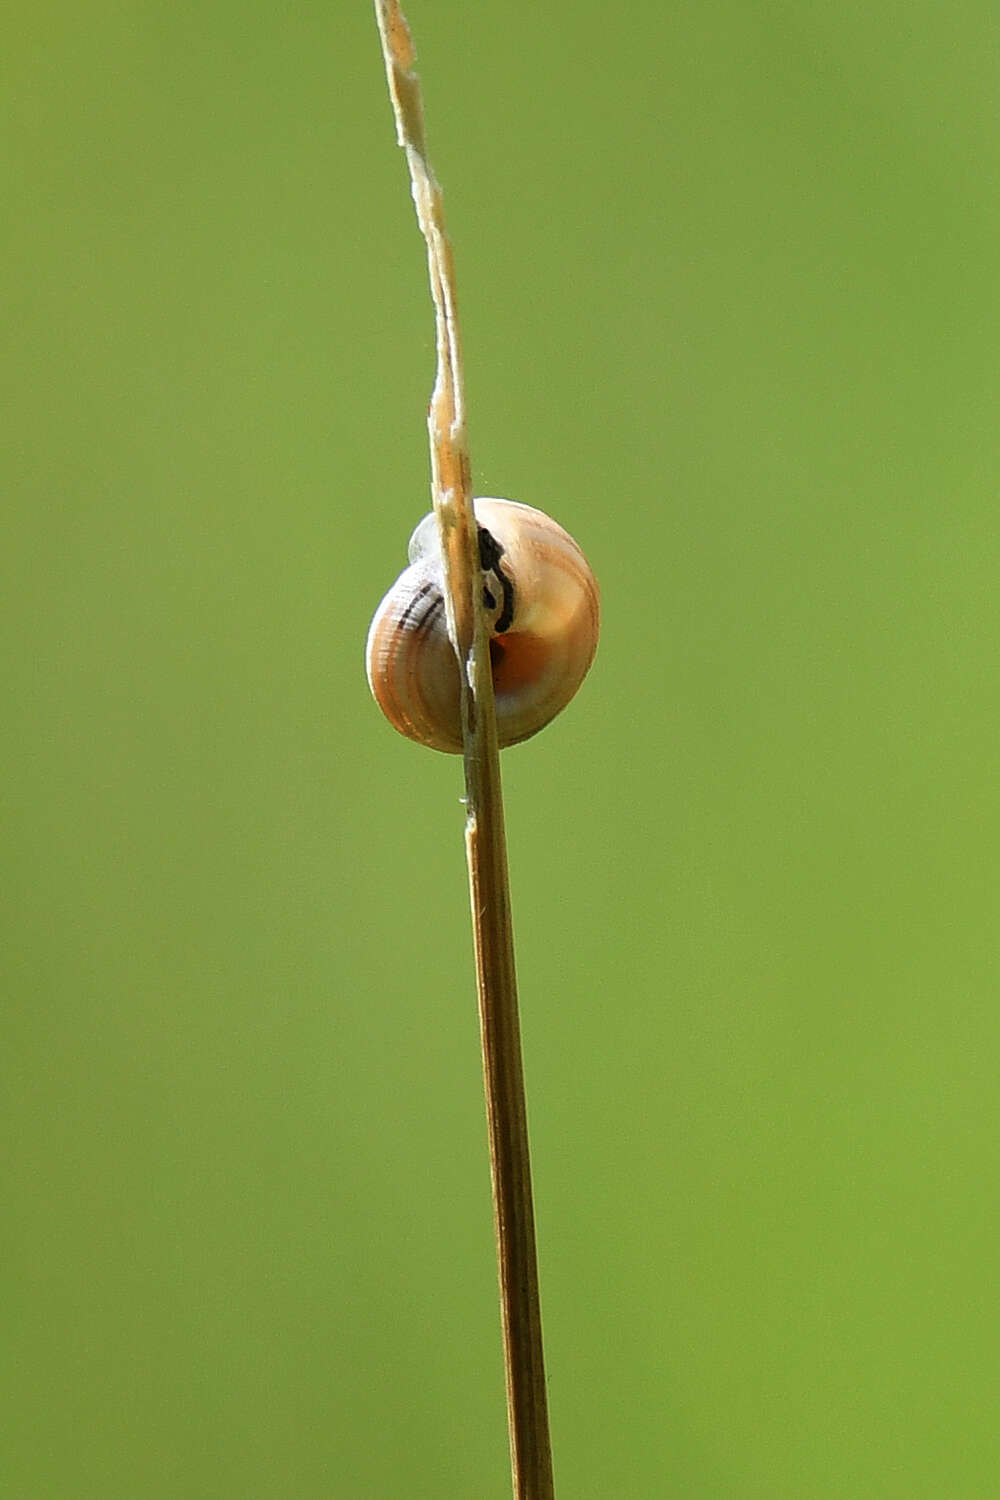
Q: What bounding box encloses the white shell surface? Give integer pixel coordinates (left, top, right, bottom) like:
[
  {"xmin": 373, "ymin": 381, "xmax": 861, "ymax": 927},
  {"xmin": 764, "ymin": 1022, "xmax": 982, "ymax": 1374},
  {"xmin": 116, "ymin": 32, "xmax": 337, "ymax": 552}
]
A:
[{"xmin": 366, "ymin": 498, "xmax": 600, "ymax": 753}]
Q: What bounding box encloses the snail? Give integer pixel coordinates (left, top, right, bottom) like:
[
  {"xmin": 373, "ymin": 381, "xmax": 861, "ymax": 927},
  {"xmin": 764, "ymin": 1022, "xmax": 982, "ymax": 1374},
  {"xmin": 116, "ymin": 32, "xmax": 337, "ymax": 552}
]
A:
[{"xmin": 365, "ymin": 498, "xmax": 600, "ymax": 753}]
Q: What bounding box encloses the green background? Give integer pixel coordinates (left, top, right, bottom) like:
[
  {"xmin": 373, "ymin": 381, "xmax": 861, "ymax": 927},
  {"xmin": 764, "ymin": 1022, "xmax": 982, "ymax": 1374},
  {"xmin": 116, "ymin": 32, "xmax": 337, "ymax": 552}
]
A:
[{"xmin": 5, "ymin": 2, "xmax": 999, "ymax": 1495}]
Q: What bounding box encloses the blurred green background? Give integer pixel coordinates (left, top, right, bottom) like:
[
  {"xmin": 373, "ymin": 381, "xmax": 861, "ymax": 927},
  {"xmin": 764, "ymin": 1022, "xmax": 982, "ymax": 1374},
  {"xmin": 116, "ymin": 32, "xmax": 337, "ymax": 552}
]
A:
[{"xmin": 4, "ymin": 2, "xmax": 999, "ymax": 1495}]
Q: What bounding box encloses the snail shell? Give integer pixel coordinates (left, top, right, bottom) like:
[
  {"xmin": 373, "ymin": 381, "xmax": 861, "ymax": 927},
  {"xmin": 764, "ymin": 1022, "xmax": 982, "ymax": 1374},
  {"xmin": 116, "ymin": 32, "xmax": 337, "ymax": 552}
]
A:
[{"xmin": 365, "ymin": 498, "xmax": 600, "ymax": 753}]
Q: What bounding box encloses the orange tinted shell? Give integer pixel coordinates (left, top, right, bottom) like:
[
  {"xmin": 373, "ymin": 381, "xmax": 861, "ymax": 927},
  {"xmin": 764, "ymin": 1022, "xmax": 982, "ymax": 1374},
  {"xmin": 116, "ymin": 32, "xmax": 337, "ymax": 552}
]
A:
[{"xmin": 365, "ymin": 498, "xmax": 600, "ymax": 753}]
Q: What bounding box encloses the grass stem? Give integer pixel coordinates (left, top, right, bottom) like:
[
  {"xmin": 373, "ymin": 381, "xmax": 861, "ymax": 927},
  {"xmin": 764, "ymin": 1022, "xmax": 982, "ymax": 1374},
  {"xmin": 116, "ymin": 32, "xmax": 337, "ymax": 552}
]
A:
[{"xmin": 372, "ymin": 6, "xmax": 555, "ymax": 1495}]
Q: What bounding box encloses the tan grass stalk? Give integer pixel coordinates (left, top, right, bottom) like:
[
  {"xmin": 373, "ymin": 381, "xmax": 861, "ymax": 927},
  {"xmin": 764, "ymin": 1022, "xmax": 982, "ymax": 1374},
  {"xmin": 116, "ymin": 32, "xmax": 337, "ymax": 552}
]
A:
[{"xmin": 372, "ymin": 5, "xmax": 555, "ymax": 1496}]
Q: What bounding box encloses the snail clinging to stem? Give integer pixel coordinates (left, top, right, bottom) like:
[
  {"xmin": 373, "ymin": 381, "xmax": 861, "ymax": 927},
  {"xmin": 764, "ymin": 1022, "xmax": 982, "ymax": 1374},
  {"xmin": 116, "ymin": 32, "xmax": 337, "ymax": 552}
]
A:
[{"xmin": 366, "ymin": 498, "xmax": 600, "ymax": 753}]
